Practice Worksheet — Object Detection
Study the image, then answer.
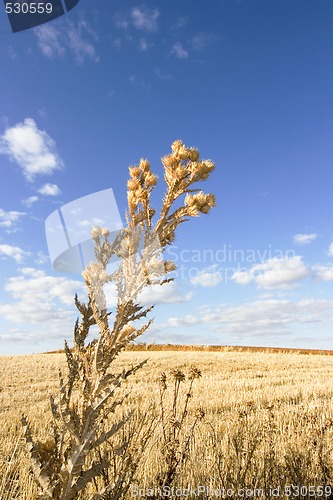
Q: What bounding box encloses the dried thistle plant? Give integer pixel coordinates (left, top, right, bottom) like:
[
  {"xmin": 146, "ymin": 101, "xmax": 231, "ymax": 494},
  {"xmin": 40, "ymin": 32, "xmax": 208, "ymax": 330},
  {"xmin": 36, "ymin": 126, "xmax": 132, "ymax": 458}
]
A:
[
  {"xmin": 154, "ymin": 367, "xmax": 204, "ymax": 495},
  {"xmin": 21, "ymin": 140, "xmax": 216, "ymax": 499}
]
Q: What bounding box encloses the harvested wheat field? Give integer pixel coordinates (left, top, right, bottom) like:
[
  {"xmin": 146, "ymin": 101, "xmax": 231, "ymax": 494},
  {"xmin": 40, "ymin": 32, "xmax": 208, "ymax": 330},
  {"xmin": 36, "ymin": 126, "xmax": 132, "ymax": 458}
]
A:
[{"xmin": 1, "ymin": 349, "xmax": 333, "ymax": 499}]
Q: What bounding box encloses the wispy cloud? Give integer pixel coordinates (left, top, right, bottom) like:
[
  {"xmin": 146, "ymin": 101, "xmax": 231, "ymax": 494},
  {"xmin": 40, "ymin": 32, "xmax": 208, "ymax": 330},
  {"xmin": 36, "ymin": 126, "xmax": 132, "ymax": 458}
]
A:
[
  {"xmin": 0, "ymin": 208, "xmax": 26, "ymax": 230},
  {"xmin": 128, "ymin": 75, "xmax": 151, "ymax": 90},
  {"xmin": 0, "ymin": 118, "xmax": 63, "ymax": 181},
  {"xmin": 161, "ymin": 298, "xmax": 333, "ymax": 338},
  {"xmin": 0, "ymin": 244, "xmax": 30, "ymax": 263},
  {"xmin": 34, "ymin": 24, "xmax": 65, "ymax": 58},
  {"xmin": 131, "ymin": 6, "xmax": 159, "ymax": 32},
  {"xmin": 138, "ymin": 37, "xmax": 149, "ymax": 51},
  {"xmin": 171, "ymin": 42, "xmax": 188, "ymax": 59},
  {"xmin": 38, "ymin": 183, "xmax": 61, "ymax": 196},
  {"xmin": 67, "ymin": 20, "xmax": 99, "ymax": 64},
  {"xmin": 328, "ymin": 243, "xmax": 333, "ymax": 256},
  {"xmin": 171, "ymin": 17, "xmax": 187, "ymax": 31},
  {"xmin": 155, "ymin": 68, "xmax": 174, "ymax": 80},
  {"xmin": 22, "ymin": 196, "xmax": 39, "ymax": 208},
  {"xmin": 115, "ymin": 6, "xmax": 159, "ymax": 33},
  {"xmin": 191, "ymin": 32, "xmax": 219, "ymax": 52},
  {"xmin": 35, "ymin": 251, "xmax": 49, "ymax": 265},
  {"xmin": 34, "ymin": 19, "xmax": 99, "ymax": 65},
  {"xmin": 293, "ymin": 233, "xmax": 317, "ymax": 245}
]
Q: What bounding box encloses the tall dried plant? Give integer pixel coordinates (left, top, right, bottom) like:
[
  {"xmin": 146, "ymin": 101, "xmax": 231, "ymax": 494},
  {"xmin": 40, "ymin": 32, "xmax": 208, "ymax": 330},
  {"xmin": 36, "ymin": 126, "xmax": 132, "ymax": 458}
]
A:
[
  {"xmin": 155, "ymin": 367, "xmax": 204, "ymax": 494},
  {"xmin": 21, "ymin": 140, "xmax": 216, "ymax": 499}
]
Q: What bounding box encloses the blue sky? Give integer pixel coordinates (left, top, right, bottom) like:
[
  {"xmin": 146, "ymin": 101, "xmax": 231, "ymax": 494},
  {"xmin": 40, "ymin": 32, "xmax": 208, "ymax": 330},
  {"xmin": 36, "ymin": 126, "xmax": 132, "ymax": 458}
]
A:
[{"xmin": 0, "ymin": 0, "xmax": 332, "ymax": 355}]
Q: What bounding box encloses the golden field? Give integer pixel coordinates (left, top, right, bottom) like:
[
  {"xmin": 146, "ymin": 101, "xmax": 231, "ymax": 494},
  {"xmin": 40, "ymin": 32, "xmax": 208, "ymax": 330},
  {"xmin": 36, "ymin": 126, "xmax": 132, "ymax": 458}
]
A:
[{"xmin": 1, "ymin": 348, "xmax": 333, "ymax": 499}]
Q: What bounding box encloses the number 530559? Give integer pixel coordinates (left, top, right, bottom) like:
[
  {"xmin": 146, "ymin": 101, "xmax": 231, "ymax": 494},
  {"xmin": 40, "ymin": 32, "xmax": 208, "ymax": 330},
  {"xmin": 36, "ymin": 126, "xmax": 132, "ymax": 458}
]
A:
[{"xmin": 5, "ymin": 3, "xmax": 53, "ymax": 14}]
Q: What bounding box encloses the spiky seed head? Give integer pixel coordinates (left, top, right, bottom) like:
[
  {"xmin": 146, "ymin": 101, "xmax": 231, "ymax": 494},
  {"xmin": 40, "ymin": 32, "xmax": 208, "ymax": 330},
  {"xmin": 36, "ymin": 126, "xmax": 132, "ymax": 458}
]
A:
[
  {"xmin": 91, "ymin": 226, "xmax": 102, "ymax": 239},
  {"xmin": 164, "ymin": 260, "xmax": 176, "ymax": 273},
  {"xmin": 129, "ymin": 166, "xmax": 141, "ymax": 178},
  {"xmin": 139, "ymin": 158, "xmax": 150, "ymax": 172},
  {"xmin": 171, "ymin": 369, "xmax": 185, "ymax": 382},
  {"xmin": 159, "ymin": 372, "xmax": 167, "ymax": 390},
  {"xmin": 162, "ymin": 154, "xmax": 177, "ymax": 169},
  {"xmin": 185, "ymin": 192, "xmax": 216, "ymax": 216},
  {"xmin": 171, "ymin": 139, "xmax": 183, "ymax": 153},
  {"xmin": 188, "ymin": 148, "xmax": 199, "ymax": 162},
  {"xmin": 144, "ymin": 171, "xmax": 158, "ymax": 187},
  {"xmin": 101, "ymin": 227, "xmax": 110, "ymax": 238},
  {"xmin": 189, "ymin": 367, "xmax": 202, "ymax": 380},
  {"xmin": 195, "ymin": 407, "xmax": 205, "ymax": 420},
  {"xmin": 127, "ymin": 178, "xmax": 140, "ymax": 191}
]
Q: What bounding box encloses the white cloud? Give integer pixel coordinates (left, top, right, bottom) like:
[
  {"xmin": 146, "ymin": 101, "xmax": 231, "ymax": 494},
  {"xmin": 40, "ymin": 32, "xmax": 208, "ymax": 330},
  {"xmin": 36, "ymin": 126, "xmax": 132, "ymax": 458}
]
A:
[
  {"xmin": 34, "ymin": 24, "xmax": 65, "ymax": 58},
  {"xmin": 0, "ymin": 208, "xmax": 25, "ymax": 229},
  {"xmin": 171, "ymin": 17, "xmax": 187, "ymax": 30},
  {"xmin": 155, "ymin": 68, "xmax": 173, "ymax": 81},
  {"xmin": 171, "ymin": 42, "xmax": 188, "ymax": 59},
  {"xmin": 164, "ymin": 315, "xmax": 197, "ymax": 328},
  {"xmin": 0, "ymin": 118, "xmax": 63, "ymax": 181},
  {"xmin": 34, "ymin": 19, "xmax": 99, "ymax": 65},
  {"xmin": 131, "ymin": 6, "xmax": 159, "ymax": 32},
  {"xmin": 0, "ymin": 268, "xmax": 84, "ymax": 324},
  {"xmin": 128, "ymin": 75, "xmax": 151, "ymax": 90},
  {"xmin": 312, "ymin": 265, "xmax": 333, "ymax": 282},
  {"xmin": 112, "ymin": 38, "xmax": 122, "ymax": 49},
  {"xmin": 293, "ymin": 233, "xmax": 317, "ymax": 245},
  {"xmin": 139, "ymin": 281, "xmax": 192, "ymax": 305},
  {"xmin": 191, "ymin": 32, "xmax": 219, "ymax": 52},
  {"xmin": 328, "ymin": 243, "xmax": 333, "ymax": 257},
  {"xmin": 161, "ymin": 298, "xmax": 333, "ymax": 338},
  {"xmin": 138, "ymin": 38, "xmax": 149, "ymax": 51},
  {"xmin": 77, "ymin": 217, "xmax": 105, "ymax": 227},
  {"xmin": 38, "ymin": 183, "xmax": 61, "ymax": 196},
  {"xmin": 35, "ymin": 251, "xmax": 49, "ymax": 265},
  {"xmin": 232, "ymin": 255, "xmax": 309, "ymax": 290},
  {"xmin": 190, "ymin": 265, "xmax": 222, "ymax": 287},
  {"xmin": 67, "ymin": 20, "xmax": 99, "ymax": 65},
  {"xmin": 22, "ymin": 196, "xmax": 39, "ymax": 207},
  {"xmin": 0, "ymin": 244, "xmax": 30, "ymax": 263}
]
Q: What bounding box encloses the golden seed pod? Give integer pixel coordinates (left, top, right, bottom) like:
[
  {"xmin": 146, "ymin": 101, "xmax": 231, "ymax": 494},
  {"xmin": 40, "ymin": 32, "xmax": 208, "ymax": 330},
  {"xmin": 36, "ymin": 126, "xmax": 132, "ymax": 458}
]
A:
[
  {"xmin": 129, "ymin": 166, "xmax": 141, "ymax": 178},
  {"xmin": 171, "ymin": 139, "xmax": 183, "ymax": 153}
]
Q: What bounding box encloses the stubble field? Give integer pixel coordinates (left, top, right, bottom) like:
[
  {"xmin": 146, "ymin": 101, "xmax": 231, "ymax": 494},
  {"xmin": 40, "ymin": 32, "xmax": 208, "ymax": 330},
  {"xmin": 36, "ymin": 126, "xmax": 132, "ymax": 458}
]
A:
[{"xmin": 1, "ymin": 349, "xmax": 333, "ymax": 499}]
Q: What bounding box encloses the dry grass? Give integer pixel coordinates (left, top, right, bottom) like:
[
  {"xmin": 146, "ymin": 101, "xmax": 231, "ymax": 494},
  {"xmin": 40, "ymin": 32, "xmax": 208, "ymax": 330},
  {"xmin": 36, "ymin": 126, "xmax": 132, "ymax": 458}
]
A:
[{"xmin": 1, "ymin": 349, "xmax": 333, "ymax": 499}]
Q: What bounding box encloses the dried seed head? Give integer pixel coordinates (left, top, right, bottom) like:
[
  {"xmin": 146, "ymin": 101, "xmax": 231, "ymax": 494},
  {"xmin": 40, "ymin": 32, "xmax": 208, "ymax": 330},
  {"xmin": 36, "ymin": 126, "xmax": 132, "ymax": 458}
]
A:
[
  {"xmin": 139, "ymin": 158, "xmax": 150, "ymax": 172},
  {"xmin": 169, "ymin": 416, "xmax": 181, "ymax": 428},
  {"xmin": 145, "ymin": 171, "xmax": 158, "ymax": 187},
  {"xmin": 171, "ymin": 139, "xmax": 183, "ymax": 153},
  {"xmin": 129, "ymin": 166, "xmax": 141, "ymax": 178},
  {"xmin": 171, "ymin": 369, "xmax": 185, "ymax": 382},
  {"xmin": 159, "ymin": 372, "xmax": 167, "ymax": 389},
  {"xmin": 188, "ymin": 148, "xmax": 199, "ymax": 162},
  {"xmin": 101, "ymin": 227, "xmax": 110, "ymax": 238},
  {"xmin": 185, "ymin": 191, "xmax": 216, "ymax": 216},
  {"xmin": 195, "ymin": 407, "xmax": 205, "ymax": 420},
  {"xmin": 127, "ymin": 178, "xmax": 140, "ymax": 191},
  {"xmin": 164, "ymin": 260, "xmax": 176, "ymax": 273},
  {"xmin": 189, "ymin": 367, "xmax": 202, "ymax": 380},
  {"xmin": 91, "ymin": 226, "xmax": 102, "ymax": 239}
]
